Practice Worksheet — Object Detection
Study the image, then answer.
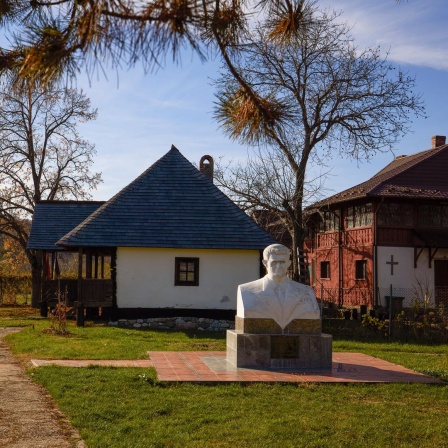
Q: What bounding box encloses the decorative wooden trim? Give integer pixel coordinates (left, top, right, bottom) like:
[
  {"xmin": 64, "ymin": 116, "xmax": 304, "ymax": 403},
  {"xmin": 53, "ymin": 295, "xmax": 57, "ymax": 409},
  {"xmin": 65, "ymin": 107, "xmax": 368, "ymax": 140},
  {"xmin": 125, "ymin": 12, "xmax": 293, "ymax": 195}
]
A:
[
  {"xmin": 429, "ymin": 247, "xmax": 439, "ymax": 269},
  {"xmin": 414, "ymin": 246, "xmax": 425, "ymax": 268},
  {"xmin": 414, "ymin": 246, "xmax": 439, "ymax": 269}
]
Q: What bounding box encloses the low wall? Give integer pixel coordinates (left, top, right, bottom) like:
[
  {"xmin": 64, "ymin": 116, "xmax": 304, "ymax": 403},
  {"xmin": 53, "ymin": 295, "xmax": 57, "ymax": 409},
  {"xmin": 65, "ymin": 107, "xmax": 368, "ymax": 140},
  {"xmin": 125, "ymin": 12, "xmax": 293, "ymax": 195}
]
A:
[{"xmin": 108, "ymin": 316, "xmax": 235, "ymax": 331}]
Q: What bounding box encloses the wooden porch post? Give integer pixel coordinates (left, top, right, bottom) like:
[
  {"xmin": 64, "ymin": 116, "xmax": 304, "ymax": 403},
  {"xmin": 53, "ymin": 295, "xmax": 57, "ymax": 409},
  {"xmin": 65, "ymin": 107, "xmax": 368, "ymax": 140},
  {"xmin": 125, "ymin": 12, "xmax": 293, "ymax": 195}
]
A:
[
  {"xmin": 110, "ymin": 248, "xmax": 118, "ymax": 320},
  {"xmin": 76, "ymin": 247, "xmax": 84, "ymax": 327},
  {"xmin": 40, "ymin": 251, "xmax": 48, "ymax": 317},
  {"xmin": 94, "ymin": 252, "xmax": 99, "ymax": 279},
  {"xmin": 101, "ymin": 254, "xmax": 105, "ymax": 279},
  {"xmin": 50, "ymin": 252, "xmax": 55, "ymax": 280},
  {"xmin": 85, "ymin": 250, "xmax": 93, "ymax": 279}
]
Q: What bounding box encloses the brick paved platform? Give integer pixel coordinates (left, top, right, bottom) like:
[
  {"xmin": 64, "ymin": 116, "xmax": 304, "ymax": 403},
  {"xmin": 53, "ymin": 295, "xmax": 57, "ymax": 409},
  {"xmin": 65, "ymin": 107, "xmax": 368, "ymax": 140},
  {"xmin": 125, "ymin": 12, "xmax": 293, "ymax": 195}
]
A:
[
  {"xmin": 31, "ymin": 352, "xmax": 444, "ymax": 384},
  {"xmin": 146, "ymin": 351, "xmax": 444, "ymax": 384}
]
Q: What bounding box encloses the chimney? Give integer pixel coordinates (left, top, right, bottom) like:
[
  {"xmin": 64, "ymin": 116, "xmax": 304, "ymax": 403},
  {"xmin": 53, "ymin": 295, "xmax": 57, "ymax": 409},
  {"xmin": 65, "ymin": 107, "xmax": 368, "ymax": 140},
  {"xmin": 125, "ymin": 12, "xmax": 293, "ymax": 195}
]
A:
[
  {"xmin": 431, "ymin": 135, "xmax": 446, "ymax": 148},
  {"xmin": 199, "ymin": 155, "xmax": 214, "ymax": 182}
]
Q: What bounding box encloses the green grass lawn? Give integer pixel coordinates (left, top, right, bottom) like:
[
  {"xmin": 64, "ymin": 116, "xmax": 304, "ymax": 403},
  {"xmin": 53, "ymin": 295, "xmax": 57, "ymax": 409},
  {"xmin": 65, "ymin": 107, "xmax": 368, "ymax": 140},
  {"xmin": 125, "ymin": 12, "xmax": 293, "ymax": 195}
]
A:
[
  {"xmin": 3, "ymin": 319, "xmax": 226, "ymax": 363},
  {"xmin": 31, "ymin": 368, "xmax": 447, "ymax": 448},
  {"xmin": 4, "ymin": 311, "xmax": 447, "ymax": 381},
  {"xmin": 0, "ymin": 304, "xmax": 43, "ymax": 326},
  {"xmin": 2, "ymin": 307, "xmax": 448, "ymax": 447}
]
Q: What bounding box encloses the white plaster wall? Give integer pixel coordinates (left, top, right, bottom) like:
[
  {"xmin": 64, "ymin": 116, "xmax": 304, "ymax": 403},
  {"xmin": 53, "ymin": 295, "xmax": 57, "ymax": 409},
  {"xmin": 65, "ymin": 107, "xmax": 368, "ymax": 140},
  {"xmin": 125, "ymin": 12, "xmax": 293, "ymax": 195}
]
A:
[
  {"xmin": 116, "ymin": 248, "xmax": 261, "ymax": 309},
  {"xmin": 377, "ymin": 246, "xmax": 448, "ymax": 306}
]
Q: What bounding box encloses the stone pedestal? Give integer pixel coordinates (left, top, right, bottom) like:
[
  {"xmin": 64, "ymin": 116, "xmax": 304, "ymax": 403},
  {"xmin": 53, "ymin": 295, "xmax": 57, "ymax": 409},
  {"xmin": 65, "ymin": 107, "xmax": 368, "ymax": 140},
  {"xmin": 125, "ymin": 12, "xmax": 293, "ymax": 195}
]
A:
[
  {"xmin": 235, "ymin": 316, "xmax": 322, "ymax": 334},
  {"xmin": 226, "ymin": 317, "xmax": 332, "ymax": 370}
]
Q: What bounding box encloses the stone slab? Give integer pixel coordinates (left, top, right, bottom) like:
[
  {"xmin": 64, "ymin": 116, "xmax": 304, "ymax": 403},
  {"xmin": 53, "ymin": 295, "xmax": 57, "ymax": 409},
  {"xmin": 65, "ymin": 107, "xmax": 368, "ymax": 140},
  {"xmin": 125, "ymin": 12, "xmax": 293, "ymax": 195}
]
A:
[
  {"xmin": 147, "ymin": 351, "xmax": 445, "ymax": 383},
  {"xmin": 235, "ymin": 316, "xmax": 321, "ymax": 334},
  {"xmin": 226, "ymin": 330, "xmax": 332, "ymax": 369}
]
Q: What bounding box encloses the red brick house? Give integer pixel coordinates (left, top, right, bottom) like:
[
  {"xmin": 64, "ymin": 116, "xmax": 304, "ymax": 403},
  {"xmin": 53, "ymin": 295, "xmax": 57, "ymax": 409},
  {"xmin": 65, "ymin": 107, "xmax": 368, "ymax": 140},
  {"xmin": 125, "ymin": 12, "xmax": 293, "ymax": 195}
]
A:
[{"xmin": 305, "ymin": 136, "xmax": 448, "ymax": 311}]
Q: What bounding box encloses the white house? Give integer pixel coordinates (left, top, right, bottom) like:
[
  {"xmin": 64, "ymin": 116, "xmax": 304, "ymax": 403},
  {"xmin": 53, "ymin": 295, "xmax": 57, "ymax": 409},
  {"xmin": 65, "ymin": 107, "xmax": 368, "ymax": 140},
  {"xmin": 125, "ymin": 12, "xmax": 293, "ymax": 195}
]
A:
[{"xmin": 28, "ymin": 146, "xmax": 276, "ymax": 322}]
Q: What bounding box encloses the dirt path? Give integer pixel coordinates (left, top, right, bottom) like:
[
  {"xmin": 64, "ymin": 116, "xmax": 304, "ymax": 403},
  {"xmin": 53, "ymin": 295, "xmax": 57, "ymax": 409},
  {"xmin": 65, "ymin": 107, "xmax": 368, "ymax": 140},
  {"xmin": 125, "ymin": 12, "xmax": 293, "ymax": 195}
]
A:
[{"xmin": 0, "ymin": 327, "xmax": 86, "ymax": 448}]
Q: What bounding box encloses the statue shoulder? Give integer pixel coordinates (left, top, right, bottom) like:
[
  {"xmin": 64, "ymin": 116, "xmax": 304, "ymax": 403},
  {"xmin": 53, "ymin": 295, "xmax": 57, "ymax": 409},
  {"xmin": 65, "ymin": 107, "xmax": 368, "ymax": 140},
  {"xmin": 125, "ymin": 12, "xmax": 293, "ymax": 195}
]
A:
[{"xmin": 238, "ymin": 277, "xmax": 264, "ymax": 294}]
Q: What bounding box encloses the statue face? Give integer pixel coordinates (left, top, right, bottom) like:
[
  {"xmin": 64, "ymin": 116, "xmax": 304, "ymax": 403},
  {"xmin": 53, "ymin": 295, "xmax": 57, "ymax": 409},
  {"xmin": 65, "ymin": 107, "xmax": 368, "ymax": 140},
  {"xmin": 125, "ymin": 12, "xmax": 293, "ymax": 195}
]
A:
[{"xmin": 264, "ymin": 253, "xmax": 291, "ymax": 279}]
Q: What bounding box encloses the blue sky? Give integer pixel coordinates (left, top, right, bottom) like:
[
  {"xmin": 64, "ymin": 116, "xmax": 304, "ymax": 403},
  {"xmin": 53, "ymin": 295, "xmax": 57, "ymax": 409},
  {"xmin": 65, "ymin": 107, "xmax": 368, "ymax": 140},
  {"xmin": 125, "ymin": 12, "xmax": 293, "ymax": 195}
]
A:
[{"xmin": 71, "ymin": 0, "xmax": 448, "ymax": 201}]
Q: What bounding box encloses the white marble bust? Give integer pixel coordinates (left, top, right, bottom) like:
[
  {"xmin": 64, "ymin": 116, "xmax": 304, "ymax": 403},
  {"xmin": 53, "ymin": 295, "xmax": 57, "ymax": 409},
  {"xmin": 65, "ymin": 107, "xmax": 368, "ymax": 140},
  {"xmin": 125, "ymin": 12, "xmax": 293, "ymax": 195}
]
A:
[{"xmin": 237, "ymin": 244, "xmax": 320, "ymax": 330}]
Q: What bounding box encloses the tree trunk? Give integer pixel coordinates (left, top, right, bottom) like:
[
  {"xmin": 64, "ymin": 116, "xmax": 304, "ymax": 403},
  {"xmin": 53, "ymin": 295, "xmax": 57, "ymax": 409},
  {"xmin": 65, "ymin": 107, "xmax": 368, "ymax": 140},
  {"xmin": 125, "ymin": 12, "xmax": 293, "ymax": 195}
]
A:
[
  {"xmin": 291, "ymin": 220, "xmax": 305, "ymax": 282},
  {"xmin": 28, "ymin": 250, "xmax": 43, "ymax": 308},
  {"xmin": 291, "ymin": 195, "xmax": 305, "ymax": 282},
  {"xmin": 283, "ymin": 200, "xmax": 305, "ymax": 282}
]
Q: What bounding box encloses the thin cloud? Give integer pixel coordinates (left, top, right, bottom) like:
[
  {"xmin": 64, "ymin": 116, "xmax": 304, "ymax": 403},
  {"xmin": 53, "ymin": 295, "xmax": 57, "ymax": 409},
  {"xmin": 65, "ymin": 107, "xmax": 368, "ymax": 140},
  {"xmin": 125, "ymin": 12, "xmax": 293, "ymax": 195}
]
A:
[{"xmin": 320, "ymin": 0, "xmax": 448, "ymax": 70}]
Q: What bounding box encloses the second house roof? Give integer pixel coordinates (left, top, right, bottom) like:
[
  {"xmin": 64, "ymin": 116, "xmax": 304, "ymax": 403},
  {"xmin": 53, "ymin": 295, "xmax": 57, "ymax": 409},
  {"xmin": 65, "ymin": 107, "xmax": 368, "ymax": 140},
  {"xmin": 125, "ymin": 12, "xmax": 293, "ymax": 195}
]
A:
[{"xmin": 309, "ymin": 143, "xmax": 448, "ymax": 209}]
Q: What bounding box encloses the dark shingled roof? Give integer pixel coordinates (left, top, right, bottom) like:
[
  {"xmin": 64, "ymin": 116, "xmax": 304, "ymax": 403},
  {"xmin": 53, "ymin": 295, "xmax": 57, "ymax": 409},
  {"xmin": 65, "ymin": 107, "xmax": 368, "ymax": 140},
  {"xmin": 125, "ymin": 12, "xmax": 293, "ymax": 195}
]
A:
[
  {"xmin": 57, "ymin": 146, "xmax": 276, "ymax": 249},
  {"xmin": 27, "ymin": 201, "xmax": 105, "ymax": 251},
  {"xmin": 310, "ymin": 144, "xmax": 448, "ymax": 209}
]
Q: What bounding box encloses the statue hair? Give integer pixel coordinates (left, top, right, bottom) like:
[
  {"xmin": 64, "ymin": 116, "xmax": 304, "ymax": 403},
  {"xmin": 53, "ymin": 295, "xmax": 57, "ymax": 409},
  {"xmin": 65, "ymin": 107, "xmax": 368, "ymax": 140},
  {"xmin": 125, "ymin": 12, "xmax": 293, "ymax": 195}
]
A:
[{"xmin": 263, "ymin": 244, "xmax": 291, "ymax": 261}]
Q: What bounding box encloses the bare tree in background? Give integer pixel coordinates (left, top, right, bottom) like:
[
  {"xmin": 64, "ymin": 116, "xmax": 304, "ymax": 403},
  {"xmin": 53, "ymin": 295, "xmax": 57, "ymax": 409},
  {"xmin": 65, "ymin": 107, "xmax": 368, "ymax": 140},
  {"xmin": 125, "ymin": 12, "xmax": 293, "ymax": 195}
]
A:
[
  {"xmin": 214, "ymin": 147, "xmax": 329, "ymax": 245},
  {"xmin": 0, "ymin": 79, "xmax": 101, "ymax": 306},
  {"xmin": 213, "ymin": 2, "xmax": 425, "ymax": 280}
]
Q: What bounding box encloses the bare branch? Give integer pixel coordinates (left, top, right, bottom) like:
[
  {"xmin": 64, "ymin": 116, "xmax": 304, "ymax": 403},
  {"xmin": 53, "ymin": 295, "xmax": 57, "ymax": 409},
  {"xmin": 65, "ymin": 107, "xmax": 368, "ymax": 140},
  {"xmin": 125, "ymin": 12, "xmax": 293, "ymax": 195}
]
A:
[{"xmin": 0, "ymin": 79, "xmax": 101, "ymax": 256}]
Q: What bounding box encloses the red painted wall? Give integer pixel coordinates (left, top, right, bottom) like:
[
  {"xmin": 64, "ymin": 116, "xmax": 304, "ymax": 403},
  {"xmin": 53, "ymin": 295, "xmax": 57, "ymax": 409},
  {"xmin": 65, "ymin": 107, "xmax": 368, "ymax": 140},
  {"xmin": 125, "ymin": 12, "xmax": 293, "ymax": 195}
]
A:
[{"xmin": 308, "ymin": 227, "xmax": 374, "ymax": 307}]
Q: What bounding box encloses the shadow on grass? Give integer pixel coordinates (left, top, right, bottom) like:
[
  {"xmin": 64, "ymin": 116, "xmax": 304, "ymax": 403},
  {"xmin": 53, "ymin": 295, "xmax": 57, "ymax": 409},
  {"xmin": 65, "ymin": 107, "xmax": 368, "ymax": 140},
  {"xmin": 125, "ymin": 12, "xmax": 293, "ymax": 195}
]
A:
[{"xmin": 96, "ymin": 323, "xmax": 227, "ymax": 341}]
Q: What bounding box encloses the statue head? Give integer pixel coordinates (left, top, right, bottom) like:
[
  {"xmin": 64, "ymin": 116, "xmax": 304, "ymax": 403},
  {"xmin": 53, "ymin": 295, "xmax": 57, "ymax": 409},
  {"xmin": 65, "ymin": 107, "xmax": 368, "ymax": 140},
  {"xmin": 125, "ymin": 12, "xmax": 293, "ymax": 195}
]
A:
[{"xmin": 262, "ymin": 244, "xmax": 291, "ymax": 281}]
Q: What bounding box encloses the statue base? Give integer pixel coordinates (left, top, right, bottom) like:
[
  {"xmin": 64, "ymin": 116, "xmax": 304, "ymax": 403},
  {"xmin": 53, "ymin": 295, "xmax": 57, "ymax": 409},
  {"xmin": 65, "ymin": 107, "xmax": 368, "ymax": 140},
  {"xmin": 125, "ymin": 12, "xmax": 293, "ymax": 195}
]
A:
[
  {"xmin": 226, "ymin": 318, "xmax": 332, "ymax": 369},
  {"xmin": 235, "ymin": 316, "xmax": 322, "ymax": 334}
]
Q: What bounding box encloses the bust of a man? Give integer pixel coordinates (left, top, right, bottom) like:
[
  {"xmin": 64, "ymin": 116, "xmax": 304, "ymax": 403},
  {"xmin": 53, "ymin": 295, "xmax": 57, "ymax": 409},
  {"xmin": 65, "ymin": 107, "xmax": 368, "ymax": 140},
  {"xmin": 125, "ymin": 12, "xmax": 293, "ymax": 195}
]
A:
[{"xmin": 237, "ymin": 244, "xmax": 320, "ymax": 330}]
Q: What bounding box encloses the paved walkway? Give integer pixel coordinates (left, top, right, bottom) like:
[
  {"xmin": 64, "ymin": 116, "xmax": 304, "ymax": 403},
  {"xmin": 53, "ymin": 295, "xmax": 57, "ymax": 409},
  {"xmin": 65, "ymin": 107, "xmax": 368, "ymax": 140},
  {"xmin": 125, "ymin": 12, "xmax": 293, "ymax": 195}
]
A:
[
  {"xmin": 30, "ymin": 359, "xmax": 153, "ymax": 368},
  {"xmin": 0, "ymin": 328, "xmax": 85, "ymax": 448},
  {"xmin": 30, "ymin": 350, "xmax": 444, "ymax": 384}
]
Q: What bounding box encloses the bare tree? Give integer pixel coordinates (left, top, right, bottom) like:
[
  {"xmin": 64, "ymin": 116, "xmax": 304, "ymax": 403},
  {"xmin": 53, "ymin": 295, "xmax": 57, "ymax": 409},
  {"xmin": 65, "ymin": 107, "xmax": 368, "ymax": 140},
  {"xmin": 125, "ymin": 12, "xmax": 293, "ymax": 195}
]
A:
[
  {"xmin": 0, "ymin": 79, "xmax": 101, "ymax": 306},
  {"xmin": 213, "ymin": 2, "xmax": 425, "ymax": 280},
  {"xmin": 215, "ymin": 146, "xmax": 328, "ymax": 240}
]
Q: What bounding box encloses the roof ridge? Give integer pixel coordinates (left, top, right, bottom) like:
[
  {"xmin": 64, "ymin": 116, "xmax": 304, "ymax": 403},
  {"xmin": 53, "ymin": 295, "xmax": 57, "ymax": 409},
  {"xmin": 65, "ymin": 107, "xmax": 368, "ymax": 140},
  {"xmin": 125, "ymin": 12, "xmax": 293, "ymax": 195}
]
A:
[{"xmin": 36, "ymin": 200, "xmax": 106, "ymax": 204}]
